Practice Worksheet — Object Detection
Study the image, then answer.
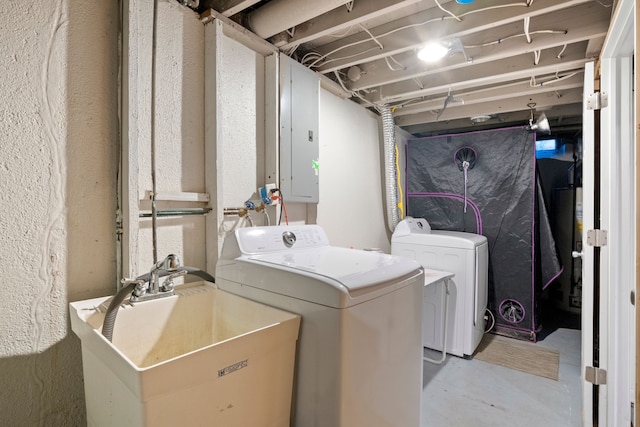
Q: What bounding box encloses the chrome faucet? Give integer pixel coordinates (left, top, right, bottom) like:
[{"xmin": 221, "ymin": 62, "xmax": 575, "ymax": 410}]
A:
[
  {"xmin": 130, "ymin": 254, "xmax": 184, "ymax": 302},
  {"xmin": 150, "ymin": 254, "xmax": 180, "ymax": 294}
]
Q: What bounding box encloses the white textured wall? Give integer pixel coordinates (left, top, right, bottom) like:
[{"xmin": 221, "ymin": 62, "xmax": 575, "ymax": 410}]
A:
[
  {"xmin": 0, "ymin": 0, "xmax": 119, "ymax": 424},
  {"xmin": 317, "ymin": 90, "xmax": 391, "ymax": 251},
  {"xmin": 127, "ymin": 1, "xmax": 206, "ymax": 274},
  {"xmin": 0, "ymin": 1, "xmax": 399, "ymax": 423},
  {"xmin": 220, "ymin": 36, "xmax": 260, "ymax": 206}
]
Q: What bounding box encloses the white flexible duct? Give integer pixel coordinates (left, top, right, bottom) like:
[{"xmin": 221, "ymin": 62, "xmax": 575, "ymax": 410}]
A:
[
  {"xmin": 380, "ymin": 106, "xmax": 400, "ymax": 232},
  {"xmin": 247, "ymin": 0, "xmax": 353, "ymax": 39}
]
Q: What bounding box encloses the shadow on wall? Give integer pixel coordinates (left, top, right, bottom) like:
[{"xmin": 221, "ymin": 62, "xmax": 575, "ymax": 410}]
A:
[
  {"xmin": 0, "ymin": 0, "xmax": 121, "ymax": 425},
  {"xmin": 0, "ymin": 334, "xmax": 86, "ymax": 425}
]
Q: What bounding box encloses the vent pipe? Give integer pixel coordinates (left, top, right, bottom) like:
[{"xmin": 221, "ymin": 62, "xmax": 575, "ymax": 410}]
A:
[{"xmin": 380, "ymin": 106, "xmax": 401, "ymax": 232}]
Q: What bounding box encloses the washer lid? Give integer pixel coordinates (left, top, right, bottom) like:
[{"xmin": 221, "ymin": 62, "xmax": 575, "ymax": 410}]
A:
[
  {"xmin": 216, "ymin": 224, "xmax": 423, "ymax": 307},
  {"xmin": 392, "ymin": 230, "xmax": 486, "ymax": 250},
  {"xmin": 392, "ymin": 218, "xmax": 486, "ymax": 249},
  {"xmin": 248, "ymin": 246, "xmax": 420, "ymax": 291}
]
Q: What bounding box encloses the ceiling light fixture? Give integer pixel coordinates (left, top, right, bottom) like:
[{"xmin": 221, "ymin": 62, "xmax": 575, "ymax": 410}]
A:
[
  {"xmin": 530, "ymin": 112, "xmax": 551, "ymax": 134},
  {"xmin": 526, "ymin": 103, "xmax": 551, "ymax": 134},
  {"xmin": 470, "ymin": 115, "xmax": 491, "ymax": 124},
  {"xmin": 417, "ymin": 42, "xmax": 449, "ymax": 62}
]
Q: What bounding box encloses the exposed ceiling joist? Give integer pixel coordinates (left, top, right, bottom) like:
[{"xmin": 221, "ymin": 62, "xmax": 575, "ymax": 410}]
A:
[
  {"xmin": 202, "ymin": 0, "xmax": 613, "ymax": 136},
  {"xmin": 275, "ymin": 0, "xmax": 424, "ymax": 50},
  {"xmin": 349, "ymin": 4, "xmax": 608, "ymax": 91},
  {"xmin": 403, "ymin": 103, "xmax": 583, "ymax": 136},
  {"xmin": 310, "ymin": 0, "xmax": 595, "ymax": 74},
  {"xmin": 392, "ymin": 72, "xmax": 584, "ymax": 117},
  {"xmin": 396, "ymin": 87, "xmax": 583, "ymax": 126},
  {"xmin": 374, "ymin": 41, "xmax": 591, "ymax": 103},
  {"xmin": 208, "ymin": 0, "xmax": 262, "ymax": 17}
]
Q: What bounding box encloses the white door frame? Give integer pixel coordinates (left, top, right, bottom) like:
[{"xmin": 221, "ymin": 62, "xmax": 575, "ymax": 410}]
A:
[
  {"xmin": 581, "ymin": 60, "xmax": 596, "ymax": 427},
  {"xmin": 594, "ymin": 0, "xmax": 636, "ymax": 425}
]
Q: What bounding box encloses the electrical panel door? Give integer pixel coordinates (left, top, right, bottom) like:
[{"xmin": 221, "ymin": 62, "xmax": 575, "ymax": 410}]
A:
[{"xmin": 280, "ymin": 55, "xmax": 319, "ymax": 203}]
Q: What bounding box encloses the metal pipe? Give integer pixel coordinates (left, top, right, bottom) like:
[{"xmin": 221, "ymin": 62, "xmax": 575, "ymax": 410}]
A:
[
  {"xmin": 139, "ymin": 208, "xmax": 212, "ymax": 218},
  {"xmin": 150, "ymin": 0, "xmax": 159, "ymax": 264},
  {"xmin": 247, "ymin": 0, "xmax": 353, "ymax": 39}
]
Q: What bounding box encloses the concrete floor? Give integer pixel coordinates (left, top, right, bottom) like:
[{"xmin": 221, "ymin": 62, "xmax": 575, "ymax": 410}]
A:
[{"xmin": 421, "ymin": 327, "xmax": 582, "ymax": 426}]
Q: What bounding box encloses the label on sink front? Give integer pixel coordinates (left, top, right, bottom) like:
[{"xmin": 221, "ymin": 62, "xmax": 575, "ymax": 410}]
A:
[{"xmin": 218, "ymin": 359, "xmax": 248, "ymax": 377}]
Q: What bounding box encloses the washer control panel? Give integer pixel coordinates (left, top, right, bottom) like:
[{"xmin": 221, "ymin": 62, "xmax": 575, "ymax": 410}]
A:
[{"xmin": 235, "ymin": 225, "xmax": 330, "ymax": 254}]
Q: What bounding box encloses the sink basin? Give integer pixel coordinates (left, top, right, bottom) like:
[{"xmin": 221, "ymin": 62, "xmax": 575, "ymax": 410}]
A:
[{"xmin": 70, "ymin": 284, "xmax": 300, "ymax": 426}]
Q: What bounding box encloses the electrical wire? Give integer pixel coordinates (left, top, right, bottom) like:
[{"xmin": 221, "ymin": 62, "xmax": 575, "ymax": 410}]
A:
[
  {"xmin": 556, "ymin": 44, "xmax": 567, "ymax": 59},
  {"xmin": 305, "ymin": 2, "xmax": 531, "ymax": 70},
  {"xmin": 308, "ymin": 46, "xmax": 379, "ymax": 69},
  {"xmin": 281, "ymin": 200, "xmax": 289, "ymax": 225},
  {"xmin": 286, "ymin": 44, "xmax": 299, "ymax": 56},
  {"xmin": 327, "ymin": 25, "xmax": 355, "ymax": 38},
  {"xmin": 301, "ymin": 51, "xmax": 323, "ymax": 65},
  {"xmin": 529, "ymin": 71, "xmax": 579, "ymax": 87},
  {"xmin": 270, "ymin": 188, "xmax": 289, "ymax": 226},
  {"xmin": 524, "ymin": 17, "xmax": 531, "ymax": 43},
  {"xmin": 533, "ymin": 49, "xmax": 541, "ymax": 65},
  {"xmin": 433, "ymin": 0, "xmax": 461, "ymax": 22},
  {"xmin": 359, "ymin": 23, "xmax": 383, "ymax": 49},
  {"xmin": 333, "ymin": 70, "xmax": 380, "ymax": 110},
  {"xmin": 457, "ymin": 2, "xmax": 529, "ymax": 18},
  {"xmin": 384, "ymin": 55, "xmax": 405, "ymax": 71},
  {"xmin": 463, "ymin": 30, "xmax": 566, "ymax": 49},
  {"xmin": 484, "ymin": 308, "xmax": 496, "ymax": 333},
  {"xmin": 245, "ymin": 212, "xmax": 255, "ymax": 227},
  {"xmin": 263, "ymin": 209, "xmax": 271, "ymax": 226},
  {"xmin": 345, "ymin": 0, "xmax": 354, "ymax": 13}
]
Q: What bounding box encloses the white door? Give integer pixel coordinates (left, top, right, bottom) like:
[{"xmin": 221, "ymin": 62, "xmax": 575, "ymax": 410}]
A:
[{"xmin": 585, "ymin": 0, "xmax": 636, "ymax": 425}]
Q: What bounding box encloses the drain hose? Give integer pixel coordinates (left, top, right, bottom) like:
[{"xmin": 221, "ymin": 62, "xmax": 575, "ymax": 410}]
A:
[
  {"xmin": 101, "ymin": 267, "xmax": 216, "ymax": 342},
  {"xmin": 101, "ymin": 281, "xmax": 137, "ymax": 342}
]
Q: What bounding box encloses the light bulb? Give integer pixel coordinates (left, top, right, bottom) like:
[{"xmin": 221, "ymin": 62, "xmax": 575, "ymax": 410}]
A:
[{"xmin": 417, "ymin": 42, "xmax": 449, "ymax": 62}]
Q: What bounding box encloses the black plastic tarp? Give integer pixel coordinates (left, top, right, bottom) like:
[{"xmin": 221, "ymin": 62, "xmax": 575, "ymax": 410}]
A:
[{"xmin": 406, "ymin": 127, "xmax": 562, "ymax": 339}]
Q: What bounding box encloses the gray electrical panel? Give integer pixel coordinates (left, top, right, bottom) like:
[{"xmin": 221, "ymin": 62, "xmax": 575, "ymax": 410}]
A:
[{"xmin": 280, "ymin": 55, "xmax": 319, "ymax": 203}]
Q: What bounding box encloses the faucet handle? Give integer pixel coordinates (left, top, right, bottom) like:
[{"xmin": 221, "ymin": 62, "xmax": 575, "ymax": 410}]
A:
[
  {"xmin": 161, "ymin": 269, "xmax": 188, "ymax": 292},
  {"xmin": 121, "ymin": 278, "xmax": 148, "ymax": 298}
]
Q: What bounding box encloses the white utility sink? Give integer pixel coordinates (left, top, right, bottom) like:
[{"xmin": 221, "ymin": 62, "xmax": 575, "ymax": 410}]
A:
[{"xmin": 70, "ymin": 284, "xmax": 300, "ymax": 427}]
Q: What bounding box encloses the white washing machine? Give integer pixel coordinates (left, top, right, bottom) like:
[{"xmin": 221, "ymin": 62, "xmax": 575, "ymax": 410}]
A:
[
  {"xmin": 215, "ymin": 225, "xmax": 424, "ymax": 427},
  {"xmin": 391, "ymin": 218, "xmax": 488, "ymax": 358}
]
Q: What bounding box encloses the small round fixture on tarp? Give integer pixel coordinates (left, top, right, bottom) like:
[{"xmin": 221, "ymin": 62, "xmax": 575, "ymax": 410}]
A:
[
  {"xmin": 499, "ymin": 299, "xmax": 525, "ymax": 324},
  {"xmin": 453, "ymin": 146, "xmax": 477, "ymax": 213}
]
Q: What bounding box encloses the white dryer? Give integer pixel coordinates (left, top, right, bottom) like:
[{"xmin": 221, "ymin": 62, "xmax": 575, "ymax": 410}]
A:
[
  {"xmin": 215, "ymin": 225, "xmax": 424, "ymax": 427},
  {"xmin": 391, "ymin": 218, "xmax": 488, "ymax": 358}
]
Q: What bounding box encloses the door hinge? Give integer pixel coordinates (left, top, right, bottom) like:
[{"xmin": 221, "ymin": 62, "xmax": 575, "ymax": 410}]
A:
[
  {"xmin": 587, "ymin": 229, "xmax": 608, "ymax": 247},
  {"xmin": 585, "ymin": 366, "xmax": 607, "ymax": 385},
  {"xmin": 586, "ymin": 92, "xmax": 608, "ymax": 110}
]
